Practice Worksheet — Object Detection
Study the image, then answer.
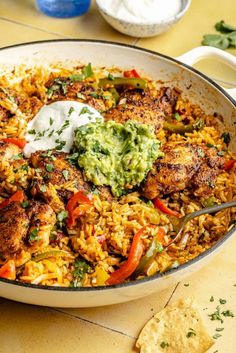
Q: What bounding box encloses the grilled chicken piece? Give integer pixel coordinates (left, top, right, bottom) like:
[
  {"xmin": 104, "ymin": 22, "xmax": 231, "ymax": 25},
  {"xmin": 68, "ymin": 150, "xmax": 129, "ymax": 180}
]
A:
[
  {"xmin": 27, "ymin": 201, "xmax": 56, "ymax": 252},
  {"xmin": 104, "ymin": 87, "xmax": 180, "ymax": 134},
  {"xmin": 0, "ymin": 141, "xmax": 31, "ymax": 192},
  {"xmin": 46, "ymin": 76, "xmax": 107, "ymax": 112},
  {"xmin": 18, "ymin": 96, "xmax": 43, "ymax": 116},
  {"xmin": 157, "ymin": 87, "xmax": 180, "ymax": 117},
  {"xmin": 0, "ymin": 140, "xmax": 20, "ymax": 161},
  {"xmin": 142, "ymin": 143, "xmax": 224, "ymax": 199},
  {"xmin": 142, "ymin": 143, "xmax": 201, "ymax": 199},
  {"xmin": 192, "ymin": 146, "xmax": 224, "ymax": 197},
  {"xmin": 105, "ymin": 89, "xmax": 164, "ymax": 134},
  {"xmin": 30, "ymin": 151, "xmax": 90, "ymax": 211},
  {"xmin": 0, "ymin": 202, "xmax": 29, "ymax": 254}
]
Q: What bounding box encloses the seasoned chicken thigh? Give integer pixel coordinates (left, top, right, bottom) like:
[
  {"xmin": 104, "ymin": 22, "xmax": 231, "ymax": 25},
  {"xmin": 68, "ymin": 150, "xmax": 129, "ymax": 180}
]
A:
[
  {"xmin": 27, "ymin": 201, "xmax": 56, "ymax": 252},
  {"xmin": 104, "ymin": 87, "xmax": 180, "ymax": 134},
  {"xmin": 0, "ymin": 201, "xmax": 29, "ymax": 254},
  {"xmin": 30, "ymin": 151, "xmax": 90, "ymax": 212},
  {"xmin": 142, "ymin": 142, "xmax": 224, "ymax": 199}
]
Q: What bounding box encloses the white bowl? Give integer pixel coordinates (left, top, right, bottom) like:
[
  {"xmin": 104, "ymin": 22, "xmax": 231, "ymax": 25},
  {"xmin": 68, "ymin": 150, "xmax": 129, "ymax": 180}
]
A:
[{"xmin": 96, "ymin": 0, "xmax": 191, "ymax": 38}]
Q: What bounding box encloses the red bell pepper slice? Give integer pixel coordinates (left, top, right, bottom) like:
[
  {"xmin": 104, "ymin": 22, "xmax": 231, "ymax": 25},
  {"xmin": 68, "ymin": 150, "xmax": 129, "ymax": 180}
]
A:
[
  {"xmin": 106, "ymin": 227, "xmax": 145, "ymax": 285},
  {"xmin": 2, "ymin": 138, "xmax": 26, "ymax": 148},
  {"xmin": 0, "ymin": 190, "xmax": 25, "ymax": 209},
  {"xmin": 0, "ymin": 260, "xmax": 16, "ymax": 280},
  {"xmin": 66, "ymin": 191, "xmax": 92, "ymax": 228},
  {"xmin": 153, "ymin": 198, "xmax": 180, "ymax": 218},
  {"xmin": 155, "ymin": 227, "xmax": 166, "ymax": 243},
  {"xmin": 123, "ymin": 69, "xmax": 140, "ymax": 78},
  {"xmin": 224, "ymin": 159, "xmax": 236, "ymax": 171}
]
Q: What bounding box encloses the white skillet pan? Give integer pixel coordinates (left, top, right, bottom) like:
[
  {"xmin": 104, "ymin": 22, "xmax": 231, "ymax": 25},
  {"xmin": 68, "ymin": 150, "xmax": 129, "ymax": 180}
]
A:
[{"xmin": 0, "ymin": 40, "xmax": 235, "ymax": 307}]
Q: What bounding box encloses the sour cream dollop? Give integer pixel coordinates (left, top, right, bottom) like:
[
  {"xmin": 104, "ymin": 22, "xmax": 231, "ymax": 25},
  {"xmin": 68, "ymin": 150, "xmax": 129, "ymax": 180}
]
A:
[
  {"xmin": 24, "ymin": 101, "xmax": 103, "ymax": 157},
  {"xmin": 103, "ymin": 0, "xmax": 181, "ymax": 23}
]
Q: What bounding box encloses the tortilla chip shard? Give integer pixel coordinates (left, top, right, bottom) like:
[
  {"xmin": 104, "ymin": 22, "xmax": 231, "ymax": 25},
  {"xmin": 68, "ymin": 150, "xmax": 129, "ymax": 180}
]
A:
[{"xmin": 136, "ymin": 297, "xmax": 214, "ymax": 353}]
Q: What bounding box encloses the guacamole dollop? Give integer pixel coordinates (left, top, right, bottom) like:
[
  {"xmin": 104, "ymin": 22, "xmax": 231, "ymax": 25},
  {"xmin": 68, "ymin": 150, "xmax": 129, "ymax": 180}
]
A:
[{"xmin": 74, "ymin": 120, "xmax": 163, "ymax": 196}]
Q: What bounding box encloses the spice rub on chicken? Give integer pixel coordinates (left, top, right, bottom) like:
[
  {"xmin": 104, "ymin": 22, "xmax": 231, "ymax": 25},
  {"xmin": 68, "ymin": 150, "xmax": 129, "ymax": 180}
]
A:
[
  {"xmin": 30, "ymin": 150, "xmax": 90, "ymax": 212},
  {"xmin": 0, "ymin": 199, "xmax": 56, "ymax": 255},
  {"xmin": 142, "ymin": 142, "xmax": 224, "ymax": 199},
  {"xmin": 104, "ymin": 87, "xmax": 180, "ymax": 134},
  {"xmin": 0, "ymin": 141, "xmax": 32, "ymax": 193},
  {"xmin": 27, "ymin": 201, "xmax": 56, "ymax": 252},
  {"xmin": 45, "ymin": 76, "xmax": 108, "ymax": 112},
  {"xmin": 0, "ymin": 201, "xmax": 29, "ymax": 254}
]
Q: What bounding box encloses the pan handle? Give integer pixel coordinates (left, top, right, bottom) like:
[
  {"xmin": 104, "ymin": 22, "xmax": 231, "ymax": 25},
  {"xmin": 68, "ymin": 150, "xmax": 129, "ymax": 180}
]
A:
[{"xmin": 176, "ymin": 46, "xmax": 236, "ymax": 100}]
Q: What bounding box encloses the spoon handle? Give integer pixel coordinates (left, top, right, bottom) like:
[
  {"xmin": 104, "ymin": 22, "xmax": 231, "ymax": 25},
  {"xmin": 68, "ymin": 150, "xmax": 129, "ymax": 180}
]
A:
[
  {"xmin": 168, "ymin": 199, "xmax": 236, "ymax": 247},
  {"xmin": 184, "ymin": 199, "xmax": 236, "ymax": 225}
]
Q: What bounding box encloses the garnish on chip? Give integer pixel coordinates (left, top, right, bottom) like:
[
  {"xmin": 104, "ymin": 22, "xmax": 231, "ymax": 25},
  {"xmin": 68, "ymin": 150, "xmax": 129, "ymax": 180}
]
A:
[{"xmin": 136, "ymin": 298, "xmax": 214, "ymax": 353}]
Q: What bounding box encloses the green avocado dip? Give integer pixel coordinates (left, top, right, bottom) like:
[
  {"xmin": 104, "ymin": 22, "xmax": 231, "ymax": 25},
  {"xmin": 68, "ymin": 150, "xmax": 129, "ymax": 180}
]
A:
[{"xmin": 74, "ymin": 120, "xmax": 163, "ymax": 196}]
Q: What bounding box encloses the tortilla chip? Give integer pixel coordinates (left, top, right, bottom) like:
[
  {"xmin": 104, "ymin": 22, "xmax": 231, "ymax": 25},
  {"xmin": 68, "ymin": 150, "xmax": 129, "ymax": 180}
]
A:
[{"xmin": 136, "ymin": 297, "xmax": 214, "ymax": 353}]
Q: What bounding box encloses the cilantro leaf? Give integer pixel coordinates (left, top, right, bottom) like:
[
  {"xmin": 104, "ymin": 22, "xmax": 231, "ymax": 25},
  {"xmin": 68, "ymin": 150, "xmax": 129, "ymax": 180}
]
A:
[
  {"xmin": 221, "ymin": 132, "xmax": 231, "ymax": 145},
  {"xmin": 202, "ymin": 34, "xmax": 230, "ymax": 50},
  {"xmin": 215, "ymin": 20, "xmax": 236, "ymax": 33},
  {"xmin": 29, "ymin": 228, "xmax": 39, "ymax": 242},
  {"xmin": 81, "ymin": 63, "xmax": 94, "ymax": 79}
]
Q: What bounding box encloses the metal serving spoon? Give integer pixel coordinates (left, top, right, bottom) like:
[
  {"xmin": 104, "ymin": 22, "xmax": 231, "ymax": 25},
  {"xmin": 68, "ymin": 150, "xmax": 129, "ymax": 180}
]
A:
[{"xmin": 167, "ymin": 199, "xmax": 236, "ymax": 247}]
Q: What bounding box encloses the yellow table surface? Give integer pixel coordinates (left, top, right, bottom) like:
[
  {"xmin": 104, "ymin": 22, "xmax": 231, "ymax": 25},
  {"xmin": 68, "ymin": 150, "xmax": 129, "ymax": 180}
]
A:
[{"xmin": 0, "ymin": 1, "xmax": 236, "ymax": 352}]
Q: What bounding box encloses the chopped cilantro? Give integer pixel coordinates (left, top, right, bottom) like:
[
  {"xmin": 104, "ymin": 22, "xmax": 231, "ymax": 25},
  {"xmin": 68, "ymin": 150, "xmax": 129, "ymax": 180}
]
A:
[
  {"xmin": 69, "ymin": 74, "xmax": 83, "ymax": 82},
  {"xmin": 160, "ymin": 341, "xmax": 169, "ymax": 348},
  {"xmin": 11, "ymin": 153, "xmax": 23, "ymax": 160},
  {"xmin": 210, "ymin": 296, "xmax": 214, "ymax": 302},
  {"xmin": 197, "ymin": 148, "xmax": 205, "ymax": 158},
  {"xmin": 67, "ymin": 152, "xmax": 79, "ymax": 165},
  {"xmin": 102, "ymin": 94, "xmax": 112, "ymax": 100},
  {"xmin": 79, "ymin": 107, "xmax": 92, "ymax": 116},
  {"xmin": 41, "ymin": 150, "xmax": 54, "ymax": 158},
  {"xmin": 55, "ymin": 139, "xmax": 66, "ymax": 151},
  {"xmin": 29, "ymin": 228, "xmax": 39, "ymax": 242},
  {"xmin": 68, "ymin": 107, "xmax": 75, "ymax": 116},
  {"xmin": 77, "ymin": 93, "xmax": 86, "ymax": 100},
  {"xmin": 45, "ymin": 163, "xmax": 54, "ymax": 172},
  {"xmin": 71, "ymin": 259, "xmax": 92, "ymax": 287},
  {"xmin": 213, "ymin": 333, "xmax": 221, "ymax": 339},
  {"xmin": 81, "ymin": 63, "xmax": 94, "ymax": 78},
  {"xmin": 221, "ymin": 132, "xmax": 231, "ymax": 145},
  {"xmin": 40, "ymin": 184, "xmax": 47, "ymax": 193},
  {"xmin": 56, "ymin": 120, "xmax": 70, "ymax": 135},
  {"xmin": 107, "ymin": 73, "xmax": 115, "ymax": 81},
  {"xmin": 89, "ymin": 92, "xmax": 98, "ymax": 98},
  {"xmin": 57, "ymin": 210, "xmax": 68, "ymax": 228},
  {"xmin": 62, "ymin": 169, "xmax": 70, "ymax": 181},
  {"xmin": 49, "ymin": 117, "xmax": 54, "ymax": 126},
  {"xmin": 215, "ymin": 327, "xmax": 224, "ymax": 332},
  {"xmin": 21, "ymin": 165, "xmax": 29, "ymax": 172},
  {"xmin": 206, "ymin": 143, "xmax": 215, "ymax": 148},
  {"xmin": 48, "ymin": 129, "xmax": 54, "ymax": 138},
  {"xmin": 28, "ymin": 129, "xmax": 36, "ymax": 135},
  {"xmin": 222, "ymin": 310, "xmax": 234, "ymax": 317},
  {"xmin": 174, "ymin": 112, "xmax": 181, "ymax": 121},
  {"xmin": 219, "ymin": 298, "xmax": 226, "ymax": 304},
  {"xmin": 208, "ymin": 306, "xmax": 223, "ymax": 323},
  {"xmin": 186, "ymin": 328, "xmax": 196, "ymax": 338},
  {"xmin": 21, "ymin": 200, "xmax": 29, "ymax": 208}
]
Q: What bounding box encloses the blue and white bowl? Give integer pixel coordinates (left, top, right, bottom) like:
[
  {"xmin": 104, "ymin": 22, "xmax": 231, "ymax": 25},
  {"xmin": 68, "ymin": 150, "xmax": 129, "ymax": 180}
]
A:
[{"xmin": 96, "ymin": 0, "xmax": 191, "ymax": 38}]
